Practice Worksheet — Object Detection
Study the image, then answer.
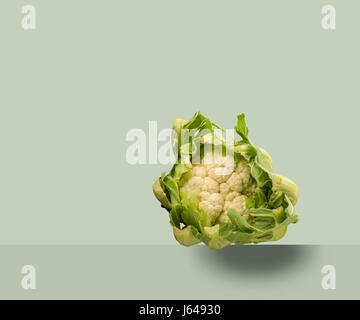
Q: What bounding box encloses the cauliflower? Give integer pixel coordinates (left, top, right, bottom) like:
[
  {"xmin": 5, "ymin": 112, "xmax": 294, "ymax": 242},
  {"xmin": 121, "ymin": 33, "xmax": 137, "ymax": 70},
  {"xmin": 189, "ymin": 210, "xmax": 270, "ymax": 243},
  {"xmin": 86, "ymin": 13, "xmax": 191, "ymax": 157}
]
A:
[{"xmin": 153, "ymin": 112, "xmax": 300, "ymax": 249}]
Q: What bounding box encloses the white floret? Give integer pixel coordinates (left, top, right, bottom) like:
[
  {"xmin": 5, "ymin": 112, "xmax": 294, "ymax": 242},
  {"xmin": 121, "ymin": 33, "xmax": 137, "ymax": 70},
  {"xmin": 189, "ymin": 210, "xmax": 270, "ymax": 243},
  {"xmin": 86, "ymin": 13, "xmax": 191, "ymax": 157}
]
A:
[
  {"xmin": 219, "ymin": 182, "xmax": 231, "ymax": 195},
  {"xmin": 202, "ymin": 177, "xmax": 219, "ymax": 193},
  {"xmin": 190, "ymin": 166, "xmax": 207, "ymax": 178},
  {"xmin": 227, "ymin": 172, "xmax": 246, "ymax": 193},
  {"xmin": 207, "ymin": 155, "xmax": 235, "ymax": 183},
  {"xmin": 225, "ymin": 191, "xmax": 238, "ymax": 201},
  {"xmin": 208, "ymin": 193, "xmax": 224, "ymax": 206},
  {"xmin": 199, "ymin": 191, "xmax": 210, "ymax": 201},
  {"xmin": 184, "ymin": 176, "xmax": 203, "ymax": 192}
]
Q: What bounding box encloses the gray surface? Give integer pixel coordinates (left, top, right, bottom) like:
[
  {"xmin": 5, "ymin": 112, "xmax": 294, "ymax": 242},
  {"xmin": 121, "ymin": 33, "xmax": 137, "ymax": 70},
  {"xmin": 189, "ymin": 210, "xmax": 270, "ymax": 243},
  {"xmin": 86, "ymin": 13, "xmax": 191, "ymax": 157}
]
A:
[{"xmin": 0, "ymin": 245, "xmax": 357, "ymax": 299}]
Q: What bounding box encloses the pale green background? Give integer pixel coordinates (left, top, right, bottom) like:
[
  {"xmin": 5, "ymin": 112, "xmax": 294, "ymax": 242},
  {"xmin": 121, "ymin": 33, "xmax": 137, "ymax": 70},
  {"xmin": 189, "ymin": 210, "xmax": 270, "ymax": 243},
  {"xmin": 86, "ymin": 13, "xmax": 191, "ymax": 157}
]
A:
[
  {"xmin": 0, "ymin": 0, "xmax": 359, "ymax": 300},
  {"xmin": 0, "ymin": 0, "xmax": 359, "ymax": 246}
]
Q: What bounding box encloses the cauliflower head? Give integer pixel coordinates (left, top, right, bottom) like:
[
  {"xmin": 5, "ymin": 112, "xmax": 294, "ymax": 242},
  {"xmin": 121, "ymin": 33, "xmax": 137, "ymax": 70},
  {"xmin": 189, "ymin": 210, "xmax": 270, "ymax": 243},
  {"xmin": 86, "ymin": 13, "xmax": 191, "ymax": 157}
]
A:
[
  {"xmin": 179, "ymin": 155, "xmax": 256, "ymax": 224},
  {"xmin": 153, "ymin": 112, "xmax": 299, "ymax": 249}
]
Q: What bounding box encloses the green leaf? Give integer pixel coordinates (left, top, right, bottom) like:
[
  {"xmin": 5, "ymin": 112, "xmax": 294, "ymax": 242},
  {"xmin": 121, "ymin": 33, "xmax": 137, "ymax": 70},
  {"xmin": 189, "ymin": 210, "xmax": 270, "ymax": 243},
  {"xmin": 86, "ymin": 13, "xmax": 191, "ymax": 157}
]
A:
[
  {"xmin": 219, "ymin": 223, "xmax": 234, "ymax": 238},
  {"xmin": 180, "ymin": 205, "xmax": 204, "ymax": 232},
  {"xmin": 204, "ymin": 224, "xmax": 231, "ymax": 250},
  {"xmin": 253, "ymin": 231, "xmax": 274, "ymax": 243},
  {"xmin": 246, "ymin": 188, "xmax": 268, "ymax": 209},
  {"xmin": 170, "ymin": 163, "xmax": 191, "ymax": 181},
  {"xmin": 161, "ymin": 175, "xmax": 181, "ymax": 206},
  {"xmin": 184, "ymin": 111, "xmax": 214, "ymax": 133},
  {"xmin": 283, "ymin": 195, "xmax": 299, "ymax": 224},
  {"xmin": 169, "ymin": 205, "xmax": 183, "ymax": 228},
  {"xmin": 255, "ymin": 147, "xmax": 273, "ymax": 172},
  {"xmin": 226, "ymin": 231, "xmax": 253, "ymax": 244},
  {"xmin": 159, "ymin": 163, "xmax": 191, "ymax": 208},
  {"xmin": 190, "ymin": 225, "xmax": 211, "ymax": 246},
  {"xmin": 234, "ymin": 142, "xmax": 257, "ymax": 160},
  {"xmin": 271, "ymin": 226, "xmax": 288, "ymax": 241},
  {"xmin": 250, "ymin": 163, "xmax": 272, "ymax": 188},
  {"xmin": 173, "ymin": 225, "xmax": 201, "ymax": 247},
  {"xmin": 251, "ymin": 214, "xmax": 276, "ymax": 230},
  {"xmin": 250, "ymin": 207, "xmax": 286, "ymax": 225},
  {"xmin": 153, "ymin": 178, "xmax": 171, "ymax": 210},
  {"xmin": 234, "ymin": 113, "xmax": 250, "ymax": 143},
  {"xmin": 227, "ymin": 209, "xmax": 254, "ymax": 234},
  {"xmin": 268, "ymin": 190, "xmax": 285, "ymax": 209},
  {"xmin": 270, "ymin": 173, "xmax": 300, "ymax": 206}
]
